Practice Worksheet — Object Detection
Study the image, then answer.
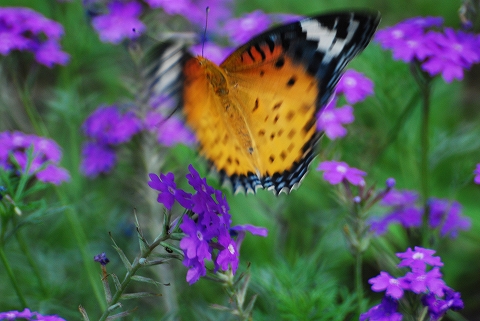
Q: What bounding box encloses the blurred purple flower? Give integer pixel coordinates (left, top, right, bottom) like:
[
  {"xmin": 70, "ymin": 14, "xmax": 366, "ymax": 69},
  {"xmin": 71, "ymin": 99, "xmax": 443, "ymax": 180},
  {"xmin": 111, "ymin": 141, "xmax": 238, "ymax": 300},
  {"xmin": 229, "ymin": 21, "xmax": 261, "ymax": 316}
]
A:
[
  {"xmin": 144, "ymin": 112, "xmax": 195, "ymax": 147},
  {"xmin": 80, "ymin": 141, "xmax": 116, "ymax": 177},
  {"xmin": 397, "ymin": 247, "xmax": 443, "ymax": 272},
  {"xmin": 0, "ymin": 7, "xmax": 69, "ymax": 67},
  {"xmin": 368, "ymin": 271, "xmax": 409, "ymax": 299},
  {"xmin": 91, "ymin": 1, "xmax": 146, "ymax": 44},
  {"xmin": 360, "ymin": 296, "xmax": 402, "ymax": 321},
  {"xmin": 336, "ymin": 70, "xmax": 374, "ymax": 104},
  {"xmin": 317, "ymin": 161, "xmax": 366, "ymax": 186},
  {"xmin": 475, "ymin": 163, "xmax": 480, "ymax": 184},
  {"xmin": 428, "ymin": 198, "xmax": 471, "ymax": 238},
  {"xmin": 224, "ymin": 10, "xmax": 272, "ymax": 45},
  {"xmin": 317, "ymin": 99, "xmax": 354, "ymax": 139},
  {"xmin": 83, "ymin": 105, "xmax": 141, "ymax": 145},
  {"xmin": 0, "ymin": 131, "xmax": 69, "ymax": 185},
  {"xmin": 375, "ymin": 16, "xmax": 480, "ymax": 82},
  {"xmin": 216, "ymin": 232, "xmax": 239, "ymax": 273},
  {"xmin": 147, "ymin": 0, "xmax": 234, "ymax": 30},
  {"xmin": 0, "ymin": 309, "xmax": 66, "ymax": 321},
  {"xmin": 191, "ymin": 42, "xmax": 233, "ymax": 65},
  {"xmin": 183, "ymin": 257, "xmax": 206, "ymax": 285}
]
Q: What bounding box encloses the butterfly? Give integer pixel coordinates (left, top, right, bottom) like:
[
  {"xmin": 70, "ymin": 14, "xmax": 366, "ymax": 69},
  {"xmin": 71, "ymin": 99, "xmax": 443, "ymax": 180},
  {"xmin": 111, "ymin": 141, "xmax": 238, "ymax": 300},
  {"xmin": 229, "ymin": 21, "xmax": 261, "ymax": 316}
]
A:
[{"xmin": 144, "ymin": 11, "xmax": 381, "ymax": 194}]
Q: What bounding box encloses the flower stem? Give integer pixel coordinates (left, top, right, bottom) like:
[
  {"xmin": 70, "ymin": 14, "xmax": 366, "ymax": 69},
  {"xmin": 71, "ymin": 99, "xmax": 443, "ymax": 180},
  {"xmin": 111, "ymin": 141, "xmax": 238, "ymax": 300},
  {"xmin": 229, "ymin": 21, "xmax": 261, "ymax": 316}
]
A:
[
  {"xmin": 0, "ymin": 243, "xmax": 27, "ymax": 308},
  {"xmin": 15, "ymin": 231, "xmax": 47, "ymax": 295},
  {"xmin": 355, "ymin": 249, "xmax": 364, "ymax": 315}
]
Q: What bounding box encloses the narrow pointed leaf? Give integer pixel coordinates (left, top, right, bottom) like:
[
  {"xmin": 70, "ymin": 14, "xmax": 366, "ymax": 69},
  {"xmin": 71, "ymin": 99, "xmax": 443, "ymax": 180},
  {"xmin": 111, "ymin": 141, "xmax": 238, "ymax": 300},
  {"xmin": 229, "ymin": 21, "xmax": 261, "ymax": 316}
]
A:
[
  {"xmin": 78, "ymin": 305, "xmax": 90, "ymax": 321},
  {"xmin": 105, "ymin": 308, "xmax": 137, "ymax": 321},
  {"xmin": 110, "ymin": 233, "xmax": 132, "ymax": 271},
  {"xmin": 111, "ymin": 273, "xmax": 121, "ymax": 291},
  {"xmin": 131, "ymin": 275, "xmax": 169, "ymax": 286},
  {"xmin": 120, "ymin": 292, "xmax": 162, "ymax": 300}
]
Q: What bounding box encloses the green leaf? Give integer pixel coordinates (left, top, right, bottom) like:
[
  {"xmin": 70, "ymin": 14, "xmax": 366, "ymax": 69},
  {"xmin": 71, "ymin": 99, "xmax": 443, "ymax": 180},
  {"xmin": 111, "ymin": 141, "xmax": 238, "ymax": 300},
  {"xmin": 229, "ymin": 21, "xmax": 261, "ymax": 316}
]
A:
[
  {"xmin": 105, "ymin": 308, "xmax": 137, "ymax": 321},
  {"xmin": 120, "ymin": 292, "xmax": 162, "ymax": 300},
  {"xmin": 111, "ymin": 273, "xmax": 121, "ymax": 291},
  {"xmin": 109, "ymin": 233, "xmax": 132, "ymax": 271},
  {"xmin": 131, "ymin": 275, "xmax": 169, "ymax": 287}
]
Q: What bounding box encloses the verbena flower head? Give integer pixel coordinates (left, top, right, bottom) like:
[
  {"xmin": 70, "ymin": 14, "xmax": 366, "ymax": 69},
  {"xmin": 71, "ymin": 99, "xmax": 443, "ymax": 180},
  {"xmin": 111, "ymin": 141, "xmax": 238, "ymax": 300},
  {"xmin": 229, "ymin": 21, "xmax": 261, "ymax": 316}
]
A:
[
  {"xmin": 147, "ymin": 0, "xmax": 234, "ymax": 30},
  {"xmin": 0, "ymin": 308, "xmax": 66, "ymax": 321},
  {"xmin": 360, "ymin": 296, "xmax": 402, "ymax": 321},
  {"xmin": 317, "ymin": 99, "xmax": 354, "ymax": 140},
  {"xmin": 80, "ymin": 142, "xmax": 116, "ymax": 177},
  {"xmin": 83, "ymin": 105, "xmax": 141, "ymax": 145},
  {"xmin": 317, "ymin": 161, "xmax": 366, "ymax": 186},
  {"xmin": 148, "ymin": 165, "xmax": 267, "ymax": 284},
  {"xmin": 0, "ymin": 7, "xmax": 70, "ymax": 67},
  {"xmin": 375, "ymin": 16, "xmax": 480, "ymax": 82},
  {"xmin": 91, "ymin": 1, "xmax": 146, "ymax": 44},
  {"xmin": 474, "ymin": 163, "xmax": 480, "ymax": 184},
  {"xmin": 336, "ymin": 69, "xmax": 374, "ymax": 104},
  {"xmin": 0, "ymin": 131, "xmax": 70, "ymax": 185},
  {"xmin": 224, "ymin": 10, "xmax": 272, "ymax": 45},
  {"xmin": 144, "ymin": 111, "xmax": 195, "ymax": 147},
  {"xmin": 93, "ymin": 252, "xmax": 110, "ymax": 266},
  {"xmin": 364, "ymin": 247, "xmax": 464, "ymax": 320},
  {"xmin": 370, "ymin": 190, "xmax": 470, "ymax": 238}
]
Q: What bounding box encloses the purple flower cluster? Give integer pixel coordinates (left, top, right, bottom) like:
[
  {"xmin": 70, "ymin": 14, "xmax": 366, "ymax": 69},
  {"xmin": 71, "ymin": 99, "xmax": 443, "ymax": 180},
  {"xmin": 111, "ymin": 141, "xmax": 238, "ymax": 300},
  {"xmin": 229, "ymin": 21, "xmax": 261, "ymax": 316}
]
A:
[
  {"xmin": 474, "ymin": 163, "xmax": 480, "ymax": 184},
  {"xmin": 81, "ymin": 105, "xmax": 141, "ymax": 177},
  {"xmin": 0, "ymin": 308, "xmax": 66, "ymax": 321},
  {"xmin": 143, "ymin": 111, "xmax": 195, "ymax": 147},
  {"xmin": 91, "ymin": 1, "xmax": 146, "ymax": 44},
  {"xmin": 317, "ymin": 70, "xmax": 374, "ymax": 140},
  {"xmin": 369, "ymin": 189, "xmax": 471, "ymax": 238},
  {"xmin": 148, "ymin": 165, "xmax": 267, "ymax": 284},
  {"xmin": 0, "ymin": 7, "xmax": 69, "ymax": 67},
  {"xmin": 0, "ymin": 131, "xmax": 70, "ymax": 185},
  {"xmin": 375, "ymin": 16, "xmax": 480, "ymax": 83},
  {"xmin": 317, "ymin": 161, "xmax": 366, "ymax": 186},
  {"xmin": 361, "ymin": 247, "xmax": 464, "ymax": 321}
]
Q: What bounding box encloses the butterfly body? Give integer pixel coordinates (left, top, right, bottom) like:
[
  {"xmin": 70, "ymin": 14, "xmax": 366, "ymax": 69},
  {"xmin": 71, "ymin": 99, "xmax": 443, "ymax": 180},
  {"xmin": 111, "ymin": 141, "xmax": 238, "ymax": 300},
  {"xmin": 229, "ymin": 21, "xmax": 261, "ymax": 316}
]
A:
[{"xmin": 145, "ymin": 11, "xmax": 381, "ymax": 194}]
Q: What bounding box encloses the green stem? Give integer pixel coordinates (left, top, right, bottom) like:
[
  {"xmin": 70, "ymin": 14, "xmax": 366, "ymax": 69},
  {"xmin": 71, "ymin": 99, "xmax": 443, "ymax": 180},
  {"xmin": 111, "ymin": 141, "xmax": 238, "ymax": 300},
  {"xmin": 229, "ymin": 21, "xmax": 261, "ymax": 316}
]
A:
[
  {"xmin": 0, "ymin": 243, "xmax": 27, "ymax": 308},
  {"xmin": 97, "ymin": 233, "xmax": 170, "ymax": 321},
  {"xmin": 355, "ymin": 249, "xmax": 364, "ymax": 316},
  {"xmin": 15, "ymin": 231, "xmax": 47, "ymax": 296}
]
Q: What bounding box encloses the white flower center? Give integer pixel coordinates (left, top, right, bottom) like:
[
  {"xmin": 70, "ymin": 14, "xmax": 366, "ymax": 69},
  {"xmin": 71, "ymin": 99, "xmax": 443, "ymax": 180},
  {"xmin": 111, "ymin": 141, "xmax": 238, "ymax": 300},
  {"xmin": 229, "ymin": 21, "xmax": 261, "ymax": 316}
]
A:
[
  {"xmin": 336, "ymin": 165, "xmax": 347, "ymax": 173},
  {"xmin": 241, "ymin": 17, "xmax": 256, "ymax": 30},
  {"xmin": 389, "ymin": 278, "xmax": 399, "ymax": 286},
  {"xmin": 321, "ymin": 111, "xmax": 335, "ymax": 121},
  {"xmin": 345, "ymin": 77, "xmax": 357, "ymax": 87},
  {"xmin": 412, "ymin": 252, "xmax": 424, "ymax": 260},
  {"xmin": 196, "ymin": 231, "xmax": 203, "ymax": 241},
  {"xmin": 228, "ymin": 244, "xmax": 235, "ymax": 255},
  {"xmin": 392, "ymin": 29, "xmax": 404, "ymax": 39},
  {"xmin": 453, "ymin": 43, "xmax": 463, "ymax": 52}
]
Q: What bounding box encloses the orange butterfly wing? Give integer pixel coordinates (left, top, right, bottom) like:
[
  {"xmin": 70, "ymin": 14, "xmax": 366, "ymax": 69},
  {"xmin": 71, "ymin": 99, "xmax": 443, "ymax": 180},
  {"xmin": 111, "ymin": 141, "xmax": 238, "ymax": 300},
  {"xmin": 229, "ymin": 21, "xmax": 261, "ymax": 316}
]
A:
[{"xmin": 145, "ymin": 11, "xmax": 381, "ymax": 194}]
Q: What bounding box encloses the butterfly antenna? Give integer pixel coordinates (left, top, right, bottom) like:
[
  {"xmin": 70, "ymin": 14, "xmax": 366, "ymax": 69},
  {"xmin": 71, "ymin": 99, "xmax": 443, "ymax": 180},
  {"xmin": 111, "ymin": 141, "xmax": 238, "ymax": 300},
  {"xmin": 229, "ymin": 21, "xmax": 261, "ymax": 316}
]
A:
[{"xmin": 201, "ymin": 6, "xmax": 209, "ymax": 57}]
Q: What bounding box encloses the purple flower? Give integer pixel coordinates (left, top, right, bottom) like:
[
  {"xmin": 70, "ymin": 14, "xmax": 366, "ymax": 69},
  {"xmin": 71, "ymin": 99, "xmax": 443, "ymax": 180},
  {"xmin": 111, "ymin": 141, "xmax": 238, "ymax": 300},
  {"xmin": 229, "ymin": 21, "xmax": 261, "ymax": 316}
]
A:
[
  {"xmin": 91, "ymin": 1, "xmax": 146, "ymax": 44},
  {"xmin": 147, "ymin": 0, "xmax": 234, "ymax": 30},
  {"xmin": 179, "ymin": 216, "xmax": 212, "ymax": 261},
  {"xmin": 93, "ymin": 252, "xmax": 110, "ymax": 266},
  {"xmin": 183, "ymin": 257, "xmax": 206, "ymax": 285},
  {"xmin": 428, "ymin": 198, "xmax": 471, "ymax": 238},
  {"xmin": 422, "ymin": 289, "xmax": 464, "ymax": 321},
  {"xmin": 396, "ymin": 247, "xmax": 443, "ymax": 272},
  {"xmin": 0, "ymin": 309, "xmax": 66, "ymax": 321},
  {"xmin": 83, "ymin": 105, "xmax": 141, "ymax": 145},
  {"xmin": 317, "ymin": 99, "xmax": 354, "ymax": 139},
  {"xmin": 80, "ymin": 142, "xmax": 117, "ymax": 177},
  {"xmin": 0, "ymin": 131, "xmax": 69, "ymax": 185},
  {"xmin": 368, "ymin": 271, "xmax": 409, "ymax": 299},
  {"xmin": 147, "ymin": 172, "xmax": 192, "ymax": 210},
  {"xmin": 0, "ymin": 7, "xmax": 69, "ymax": 67},
  {"xmin": 405, "ymin": 267, "xmax": 446, "ymax": 296},
  {"xmin": 375, "ymin": 16, "xmax": 480, "ymax": 83},
  {"xmin": 215, "ymin": 232, "xmax": 239, "ymax": 273},
  {"xmin": 190, "ymin": 42, "xmax": 233, "ymax": 65},
  {"xmin": 224, "ymin": 10, "xmax": 272, "ymax": 45},
  {"xmin": 144, "ymin": 112, "xmax": 195, "ymax": 147},
  {"xmin": 336, "ymin": 70, "xmax": 374, "ymax": 104},
  {"xmin": 360, "ymin": 296, "xmax": 402, "ymax": 321},
  {"xmin": 230, "ymin": 224, "xmax": 268, "ymax": 237},
  {"xmin": 474, "ymin": 163, "xmax": 480, "ymax": 184},
  {"xmin": 317, "ymin": 161, "xmax": 366, "ymax": 186}
]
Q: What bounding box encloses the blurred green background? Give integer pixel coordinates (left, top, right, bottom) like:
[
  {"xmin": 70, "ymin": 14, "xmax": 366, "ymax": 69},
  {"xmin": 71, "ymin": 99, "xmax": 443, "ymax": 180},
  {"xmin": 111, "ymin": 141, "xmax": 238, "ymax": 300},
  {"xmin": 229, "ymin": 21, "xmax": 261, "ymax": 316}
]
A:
[{"xmin": 1, "ymin": 0, "xmax": 479, "ymax": 320}]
